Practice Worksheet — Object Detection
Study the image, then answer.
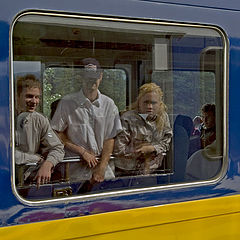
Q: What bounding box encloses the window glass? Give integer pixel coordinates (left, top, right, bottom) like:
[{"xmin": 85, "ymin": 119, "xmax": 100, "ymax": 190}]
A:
[{"xmin": 12, "ymin": 14, "xmax": 225, "ymax": 200}]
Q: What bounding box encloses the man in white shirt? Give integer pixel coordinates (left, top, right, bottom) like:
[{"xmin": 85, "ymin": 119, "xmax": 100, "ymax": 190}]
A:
[{"xmin": 51, "ymin": 58, "xmax": 122, "ymax": 183}]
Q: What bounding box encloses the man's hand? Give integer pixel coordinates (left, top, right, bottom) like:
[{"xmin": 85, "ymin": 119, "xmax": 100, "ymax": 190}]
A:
[
  {"xmin": 82, "ymin": 151, "xmax": 98, "ymax": 168},
  {"xmin": 57, "ymin": 131, "xmax": 99, "ymax": 168},
  {"xmin": 92, "ymin": 164, "xmax": 106, "ymax": 182},
  {"xmin": 34, "ymin": 161, "xmax": 53, "ymax": 188},
  {"xmin": 91, "ymin": 138, "xmax": 114, "ymax": 183}
]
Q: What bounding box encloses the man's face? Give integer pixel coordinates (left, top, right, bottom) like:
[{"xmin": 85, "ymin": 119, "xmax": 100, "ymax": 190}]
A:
[
  {"xmin": 202, "ymin": 111, "xmax": 215, "ymax": 129},
  {"xmin": 83, "ymin": 73, "xmax": 102, "ymax": 92},
  {"xmin": 18, "ymin": 87, "xmax": 40, "ymax": 112}
]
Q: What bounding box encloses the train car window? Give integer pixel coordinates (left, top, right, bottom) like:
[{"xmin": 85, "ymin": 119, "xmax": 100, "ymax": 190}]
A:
[{"xmin": 12, "ymin": 13, "xmax": 225, "ymax": 201}]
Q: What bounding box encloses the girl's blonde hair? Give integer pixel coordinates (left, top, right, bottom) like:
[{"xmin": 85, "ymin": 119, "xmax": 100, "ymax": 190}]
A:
[{"xmin": 130, "ymin": 82, "xmax": 167, "ymax": 132}]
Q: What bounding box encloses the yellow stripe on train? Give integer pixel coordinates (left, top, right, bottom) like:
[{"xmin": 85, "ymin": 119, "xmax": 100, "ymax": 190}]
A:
[{"xmin": 1, "ymin": 194, "xmax": 240, "ymax": 240}]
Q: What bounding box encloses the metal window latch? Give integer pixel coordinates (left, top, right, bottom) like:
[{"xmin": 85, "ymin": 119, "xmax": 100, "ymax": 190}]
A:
[{"xmin": 53, "ymin": 186, "xmax": 72, "ymax": 197}]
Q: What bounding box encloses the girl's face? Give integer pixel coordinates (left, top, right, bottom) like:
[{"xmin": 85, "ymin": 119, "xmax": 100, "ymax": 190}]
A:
[{"xmin": 138, "ymin": 91, "xmax": 160, "ymax": 115}]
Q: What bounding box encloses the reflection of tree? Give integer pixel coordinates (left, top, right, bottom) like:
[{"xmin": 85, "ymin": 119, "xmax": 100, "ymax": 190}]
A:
[
  {"xmin": 173, "ymin": 71, "xmax": 215, "ymax": 118},
  {"xmin": 153, "ymin": 71, "xmax": 215, "ymax": 119},
  {"xmin": 100, "ymin": 69, "xmax": 126, "ymax": 112},
  {"xmin": 43, "ymin": 67, "xmax": 214, "ymax": 120},
  {"xmin": 43, "ymin": 68, "xmax": 62, "ymax": 118},
  {"xmin": 43, "ymin": 68, "xmax": 127, "ymax": 118}
]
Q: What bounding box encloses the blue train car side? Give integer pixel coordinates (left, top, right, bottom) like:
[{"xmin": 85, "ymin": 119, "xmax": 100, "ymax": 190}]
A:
[{"xmin": 1, "ymin": 1, "xmax": 240, "ymax": 239}]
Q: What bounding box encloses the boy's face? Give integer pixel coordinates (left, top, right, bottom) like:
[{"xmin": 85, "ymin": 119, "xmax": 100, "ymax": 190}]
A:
[{"xmin": 18, "ymin": 87, "xmax": 41, "ymax": 113}]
